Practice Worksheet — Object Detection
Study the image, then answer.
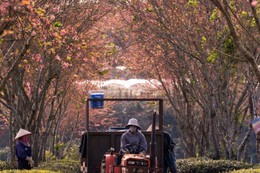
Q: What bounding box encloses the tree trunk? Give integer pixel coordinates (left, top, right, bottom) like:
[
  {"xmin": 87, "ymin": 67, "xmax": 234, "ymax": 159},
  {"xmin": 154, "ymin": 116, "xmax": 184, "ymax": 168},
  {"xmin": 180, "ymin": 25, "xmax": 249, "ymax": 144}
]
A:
[
  {"xmin": 8, "ymin": 112, "xmax": 15, "ymax": 163},
  {"xmin": 256, "ymin": 132, "xmax": 260, "ymax": 161},
  {"xmin": 32, "ymin": 129, "xmax": 40, "ymax": 166},
  {"xmin": 242, "ymin": 142, "xmax": 249, "ymax": 162},
  {"xmin": 62, "ymin": 112, "xmax": 79, "ymax": 157},
  {"xmin": 210, "ymin": 115, "xmax": 220, "ymax": 159},
  {"xmin": 237, "ymin": 128, "xmax": 252, "ymax": 161}
]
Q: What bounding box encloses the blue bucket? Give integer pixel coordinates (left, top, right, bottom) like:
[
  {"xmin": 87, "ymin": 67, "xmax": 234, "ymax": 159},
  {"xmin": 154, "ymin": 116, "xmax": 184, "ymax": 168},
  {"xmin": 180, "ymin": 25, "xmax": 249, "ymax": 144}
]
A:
[{"xmin": 89, "ymin": 90, "xmax": 104, "ymax": 109}]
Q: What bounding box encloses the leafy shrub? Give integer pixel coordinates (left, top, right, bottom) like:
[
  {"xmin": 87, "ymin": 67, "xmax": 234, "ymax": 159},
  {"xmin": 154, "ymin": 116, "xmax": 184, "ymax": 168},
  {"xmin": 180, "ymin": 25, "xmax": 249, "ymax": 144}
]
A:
[
  {"xmin": 1, "ymin": 170, "xmax": 58, "ymax": 173},
  {"xmin": 228, "ymin": 168, "xmax": 260, "ymax": 173},
  {"xmin": 63, "ymin": 145, "xmax": 80, "ymax": 161},
  {"xmin": 1, "ymin": 160, "xmax": 79, "ymax": 173},
  {"xmin": 35, "ymin": 159, "xmax": 80, "ymax": 173},
  {"xmin": 0, "ymin": 161, "xmax": 16, "ymax": 171},
  {"xmin": 45, "ymin": 151, "xmax": 55, "ymax": 161},
  {"xmin": 176, "ymin": 157, "xmax": 252, "ymax": 173},
  {"xmin": 54, "ymin": 142, "xmax": 65, "ymax": 159},
  {"xmin": 0, "ymin": 148, "xmax": 8, "ymax": 161}
]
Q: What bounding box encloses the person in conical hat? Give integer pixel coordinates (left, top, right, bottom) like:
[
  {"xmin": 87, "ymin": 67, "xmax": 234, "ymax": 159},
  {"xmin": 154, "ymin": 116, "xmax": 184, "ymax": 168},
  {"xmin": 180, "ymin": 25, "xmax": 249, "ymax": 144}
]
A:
[
  {"xmin": 116, "ymin": 118, "xmax": 147, "ymax": 165},
  {"xmin": 147, "ymin": 125, "xmax": 177, "ymax": 173},
  {"xmin": 15, "ymin": 128, "xmax": 34, "ymax": 170}
]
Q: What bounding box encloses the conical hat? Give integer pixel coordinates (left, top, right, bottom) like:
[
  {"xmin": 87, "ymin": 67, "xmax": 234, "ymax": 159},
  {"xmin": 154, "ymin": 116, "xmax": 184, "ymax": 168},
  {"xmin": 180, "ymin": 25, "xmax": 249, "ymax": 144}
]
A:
[
  {"xmin": 15, "ymin": 129, "xmax": 32, "ymax": 140},
  {"xmin": 146, "ymin": 124, "xmax": 159, "ymax": 131}
]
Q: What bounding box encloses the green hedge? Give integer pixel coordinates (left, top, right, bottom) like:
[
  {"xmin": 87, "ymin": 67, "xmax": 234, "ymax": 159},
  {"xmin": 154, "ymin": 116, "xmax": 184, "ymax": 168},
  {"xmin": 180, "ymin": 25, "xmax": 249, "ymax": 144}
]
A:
[
  {"xmin": 1, "ymin": 159, "xmax": 79, "ymax": 173},
  {"xmin": 0, "ymin": 150, "xmax": 8, "ymax": 161},
  {"xmin": 228, "ymin": 168, "xmax": 260, "ymax": 173},
  {"xmin": 1, "ymin": 157, "xmax": 254, "ymax": 173},
  {"xmin": 1, "ymin": 170, "xmax": 58, "ymax": 173},
  {"xmin": 0, "ymin": 161, "xmax": 15, "ymax": 171},
  {"xmin": 176, "ymin": 157, "xmax": 252, "ymax": 173},
  {"xmin": 35, "ymin": 159, "xmax": 80, "ymax": 173}
]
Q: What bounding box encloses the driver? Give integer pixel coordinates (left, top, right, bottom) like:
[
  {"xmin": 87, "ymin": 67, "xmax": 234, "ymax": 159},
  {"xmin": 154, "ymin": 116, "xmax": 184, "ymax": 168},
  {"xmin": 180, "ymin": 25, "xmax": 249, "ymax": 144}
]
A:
[{"xmin": 116, "ymin": 118, "xmax": 147, "ymax": 165}]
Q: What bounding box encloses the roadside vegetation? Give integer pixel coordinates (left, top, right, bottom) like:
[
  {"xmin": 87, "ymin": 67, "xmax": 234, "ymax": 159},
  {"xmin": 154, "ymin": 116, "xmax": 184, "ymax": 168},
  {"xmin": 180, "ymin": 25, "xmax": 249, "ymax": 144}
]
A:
[{"xmin": 0, "ymin": 157, "xmax": 259, "ymax": 173}]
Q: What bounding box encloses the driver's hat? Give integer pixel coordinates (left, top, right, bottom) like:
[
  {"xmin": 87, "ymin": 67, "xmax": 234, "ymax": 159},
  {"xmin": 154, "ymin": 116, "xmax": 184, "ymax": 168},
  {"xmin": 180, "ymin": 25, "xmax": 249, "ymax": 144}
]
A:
[{"xmin": 125, "ymin": 118, "xmax": 141, "ymax": 129}]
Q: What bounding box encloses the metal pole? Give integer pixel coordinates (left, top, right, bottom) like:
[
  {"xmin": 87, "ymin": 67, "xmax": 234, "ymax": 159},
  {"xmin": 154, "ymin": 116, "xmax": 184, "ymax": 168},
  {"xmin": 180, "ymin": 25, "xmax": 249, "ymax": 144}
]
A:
[
  {"xmin": 86, "ymin": 99, "xmax": 89, "ymax": 131},
  {"xmin": 86, "ymin": 99, "xmax": 89, "ymax": 172},
  {"xmin": 150, "ymin": 112, "xmax": 156, "ymax": 172},
  {"xmin": 159, "ymin": 99, "xmax": 164, "ymax": 169},
  {"xmin": 159, "ymin": 99, "xmax": 163, "ymax": 131}
]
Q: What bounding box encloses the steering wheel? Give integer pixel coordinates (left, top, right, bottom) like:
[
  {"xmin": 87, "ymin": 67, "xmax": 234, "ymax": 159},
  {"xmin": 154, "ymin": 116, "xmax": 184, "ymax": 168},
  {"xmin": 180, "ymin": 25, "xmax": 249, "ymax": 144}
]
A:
[{"xmin": 120, "ymin": 144, "xmax": 145, "ymax": 154}]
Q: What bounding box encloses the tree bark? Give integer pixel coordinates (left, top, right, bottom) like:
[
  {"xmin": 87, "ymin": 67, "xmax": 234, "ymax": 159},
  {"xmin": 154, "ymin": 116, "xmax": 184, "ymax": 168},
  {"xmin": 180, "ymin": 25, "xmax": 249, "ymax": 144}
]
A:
[
  {"xmin": 256, "ymin": 132, "xmax": 260, "ymax": 161},
  {"xmin": 210, "ymin": 116, "xmax": 220, "ymax": 159},
  {"xmin": 237, "ymin": 128, "xmax": 252, "ymax": 161},
  {"xmin": 8, "ymin": 112, "xmax": 15, "ymax": 163},
  {"xmin": 62, "ymin": 111, "xmax": 79, "ymax": 157}
]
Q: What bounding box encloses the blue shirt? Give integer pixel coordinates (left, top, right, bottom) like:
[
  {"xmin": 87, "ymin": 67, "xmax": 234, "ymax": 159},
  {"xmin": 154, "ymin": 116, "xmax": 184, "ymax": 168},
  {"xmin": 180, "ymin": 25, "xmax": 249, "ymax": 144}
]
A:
[{"xmin": 16, "ymin": 142, "xmax": 32, "ymax": 159}]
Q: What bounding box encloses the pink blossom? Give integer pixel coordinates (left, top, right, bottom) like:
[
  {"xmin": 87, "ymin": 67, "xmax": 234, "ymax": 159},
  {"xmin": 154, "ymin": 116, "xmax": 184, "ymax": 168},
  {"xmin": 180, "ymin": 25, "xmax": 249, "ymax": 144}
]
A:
[
  {"xmin": 55, "ymin": 55, "xmax": 61, "ymax": 61},
  {"xmin": 0, "ymin": 7, "xmax": 6, "ymax": 14},
  {"xmin": 36, "ymin": 18, "xmax": 40, "ymax": 24},
  {"xmin": 50, "ymin": 15, "xmax": 55, "ymax": 20},
  {"xmin": 60, "ymin": 30, "xmax": 66, "ymax": 36},
  {"xmin": 251, "ymin": 1, "xmax": 258, "ymax": 7},
  {"xmin": 78, "ymin": 53, "xmax": 83, "ymax": 57},
  {"xmin": 40, "ymin": 65, "xmax": 44, "ymax": 71},
  {"xmin": 52, "ymin": 7, "xmax": 59, "ymax": 13},
  {"xmin": 0, "ymin": 3, "xmax": 10, "ymax": 14},
  {"xmin": 35, "ymin": 54, "xmax": 41, "ymax": 61},
  {"xmin": 63, "ymin": 62, "xmax": 70, "ymax": 68},
  {"xmin": 31, "ymin": 31, "xmax": 37, "ymax": 36},
  {"xmin": 26, "ymin": 81, "xmax": 31, "ymax": 95}
]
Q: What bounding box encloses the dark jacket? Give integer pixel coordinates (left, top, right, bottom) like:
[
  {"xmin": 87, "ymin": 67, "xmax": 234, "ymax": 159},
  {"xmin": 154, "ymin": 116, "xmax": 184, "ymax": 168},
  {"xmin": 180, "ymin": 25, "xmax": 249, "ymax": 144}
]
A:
[
  {"xmin": 163, "ymin": 131, "xmax": 177, "ymax": 173},
  {"xmin": 16, "ymin": 142, "xmax": 32, "ymax": 159},
  {"xmin": 163, "ymin": 131, "xmax": 176, "ymax": 153},
  {"xmin": 79, "ymin": 132, "xmax": 87, "ymax": 158},
  {"xmin": 16, "ymin": 141, "xmax": 32, "ymax": 170}
]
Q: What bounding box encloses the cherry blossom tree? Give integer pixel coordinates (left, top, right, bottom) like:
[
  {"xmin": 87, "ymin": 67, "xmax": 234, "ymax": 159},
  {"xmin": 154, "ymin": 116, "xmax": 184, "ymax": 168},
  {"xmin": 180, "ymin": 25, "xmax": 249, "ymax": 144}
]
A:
[
  {"xmin": 0, "ymin": 0, "xmax": 114, "ymax": 164},
  {"xmin": 114, "ymin": 0, "xmax": 260, "ymax": 160}
]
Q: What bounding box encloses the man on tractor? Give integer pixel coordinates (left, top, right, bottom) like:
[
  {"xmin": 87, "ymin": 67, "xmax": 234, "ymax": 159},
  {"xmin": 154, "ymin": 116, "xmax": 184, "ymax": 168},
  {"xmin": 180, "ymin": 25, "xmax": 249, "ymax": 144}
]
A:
[{"xmin": 116, "ymin": 118, "xmax": 147, "ymax": 165}]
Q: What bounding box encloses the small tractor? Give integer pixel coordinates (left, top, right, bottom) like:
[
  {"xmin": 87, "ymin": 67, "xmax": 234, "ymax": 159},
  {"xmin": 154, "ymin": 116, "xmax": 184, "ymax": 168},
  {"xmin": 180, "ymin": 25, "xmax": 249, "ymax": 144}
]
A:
[{"xmin": 80, "ymin": 98, "xmax": 164, "ymax": 173}]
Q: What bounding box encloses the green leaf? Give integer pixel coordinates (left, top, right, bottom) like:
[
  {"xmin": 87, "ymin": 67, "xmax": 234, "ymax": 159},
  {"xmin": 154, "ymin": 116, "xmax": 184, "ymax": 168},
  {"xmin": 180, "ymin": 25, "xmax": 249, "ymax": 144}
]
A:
[
  {"xmin": 201, "ymin": 36, "xmax": 206, "ymax": 48},
  {"xmin": 108, "ymin": 47, "xmax": 118, "ymax": 55},
  {"xmin": 188, "ymin": 0, "xmax": 198, "ymax": 6},
  {"xmin": 241, "ymin": 11, "xmax": 247, "ymax": 17},
  {"xmin": 147, "ymin": 8, "xmax": 155, "ymax": 12},
  {"xmin": 149, "ymin": 102, "xmax": 157, "ymax": 106},
  {"xmin": 0, "ymin": 38, "xmax": 5, "ymax": 45},
  {"xmin": 53, "ymin": 22, "xmax": 62, "ymax": 27},
  {"xmin": 209, "ymin": 9, "xmax": 218, "ymax": 22},
  {"xmin": 98, "ymin": 70, "xmax": 109, "ymax": 76}
]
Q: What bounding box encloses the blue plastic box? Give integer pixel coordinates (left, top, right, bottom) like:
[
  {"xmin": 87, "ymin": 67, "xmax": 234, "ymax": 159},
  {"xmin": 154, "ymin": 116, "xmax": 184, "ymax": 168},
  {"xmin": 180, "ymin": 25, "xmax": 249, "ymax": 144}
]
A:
[{"xmin": 89, "ymin": 90, "xmax": 104, "ymax": 109}]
